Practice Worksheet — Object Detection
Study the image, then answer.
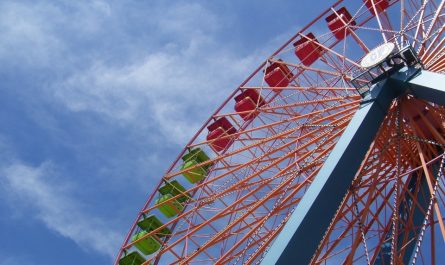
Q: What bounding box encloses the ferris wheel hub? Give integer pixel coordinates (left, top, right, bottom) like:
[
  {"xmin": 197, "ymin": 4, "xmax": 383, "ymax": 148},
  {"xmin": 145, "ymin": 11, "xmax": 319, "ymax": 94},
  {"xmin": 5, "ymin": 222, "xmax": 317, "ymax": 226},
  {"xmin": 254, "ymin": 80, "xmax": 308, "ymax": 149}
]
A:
[
  {"xmin": 360, "ymin": 42, "xmax": 395, "ymax": 69},
  {"xmin": 352, "ymin": 45, "xmax": 421, "ymax": 97},
  {"xmin": 116, "ymin": 1, "xmax": 445, "ymax": 264}
]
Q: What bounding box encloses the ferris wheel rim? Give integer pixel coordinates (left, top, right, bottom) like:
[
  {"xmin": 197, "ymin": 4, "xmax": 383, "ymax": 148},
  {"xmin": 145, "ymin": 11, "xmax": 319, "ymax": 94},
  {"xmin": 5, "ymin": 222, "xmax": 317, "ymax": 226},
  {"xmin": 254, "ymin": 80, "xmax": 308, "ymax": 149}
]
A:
[{"xmin": 115, "ymin": 1, "xmax": 445, "ymax": 264}]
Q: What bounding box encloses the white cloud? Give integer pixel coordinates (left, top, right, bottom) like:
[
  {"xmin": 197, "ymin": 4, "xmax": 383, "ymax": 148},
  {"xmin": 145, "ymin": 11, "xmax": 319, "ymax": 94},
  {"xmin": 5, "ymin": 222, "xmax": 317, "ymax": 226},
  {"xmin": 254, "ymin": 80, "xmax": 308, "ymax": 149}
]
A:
[
  {"xmin": 0, "ymin": 161, "xmax": 120, "ymax": 258},
  {"xmin": 0, "ymin": 0, "xmax": 304, "ymax": 263},
  {"xmin": 0, "ymin": 1, "xmax": 112, "ymax": 64},
  {"xmin": 53, "ymin": 48, "xmax": 262, "ymax": 145},
  {"xmin": 0, "ymin": 0, "xmax": 275, "ymax": 146},
  {"xmin": 0, "ymin": 135, "xmax": 15, "ymax": 164},
  {"xmin": 0, "ymin": 255, "xmax": 36, "ymax": 265},
  {"xmin": 152, "ymin": 2, "xmax": 220, "ymax": 36},
  {"xmin": 0, "ymin": 2, "xmax": 61, "ymax": 67}
]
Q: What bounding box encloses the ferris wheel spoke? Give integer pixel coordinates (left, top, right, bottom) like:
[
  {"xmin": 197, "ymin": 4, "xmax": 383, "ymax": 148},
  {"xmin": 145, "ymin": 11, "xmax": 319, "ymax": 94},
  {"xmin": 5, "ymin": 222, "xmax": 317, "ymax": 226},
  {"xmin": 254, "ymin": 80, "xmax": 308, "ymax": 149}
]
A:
[
  {"xmin": 411, "ymin": 2, "xmax": 429, "ymax": 51},
  {"xmin": 153, "ymin": 160, "xmax": 312, "ymax": 258},
  {"xmin": 180, "ymin": 125, "xmax": 340, "ymax": 262},
  {"xmin": 428, "ymin": 53, "xmax": 445, "ymax": 72},
  {"xmin": 223, "ymin": 128, "xmax": 291, "ymax": 189},
  {"xmin": 343, "ymin": 184, "xmax": 397, "ymax": 264},
  {"xmin": 316, "ymin": 172, "xmax": 397, "ymax": 264},
  {"xmin": 177, "ymin": 170, "xmax": 317, "ymax": 264},
  {"xmin": 412, "ymin": 1, "xmax": 445, "ymax": 57},
  {"xmin": 272, "ymin": 59, "xmax": 355, "ymax": 81},
  {"xmin": 193, "ymin": 125, "xmax": 346, "ymax": 209},
  {"xmin": 398, "ymin": 0, "xmax": 435, "ymax": 51},
  {"xmin": 420, "ymin": 28, "xmax": 445, "ymax": 65},
  {"xmin": 420, "ymin": 21, "xmax": 445, "ymax": 61},
  {"xmin": 258, "ymin": 95, "xmax": 358, "ymax": 115},
  {"xmin": 201, "ymin": 161, "xmax": 327, "ymax": 264},
  {"xmin": 164, "ymin": 116, "xmax": 353, "ymax": 201},
  {"xmin": 317, "ymin": 200, "xmax": 363, "ymax": 263},
  {"xmin": 221, "ymin": 215, "xmax": 294, "ymax": 264},
  {"xmin": 416, "ymin": 143, "xmax": 445, "ymax": 241},
  {"xmin": 365, "ymin": 190, "xmax": 404, "ymax": 263},
  {"xmin": 424, "ymin": 1, "xmax": 445, "ymax": 41},
  {"xmin": 367, "ymin": 163, "xmax": 440, "ymax": 264},
  {"xmin": 213, "ymin": 186, "xmax": 312, "ymax": 264},
  {"xmin": 225, "ymin": 215, "xmax": 291, "ymax": 265},
  {"xmin": 400, "ymin": 0, "xmax": 407, "ymax": 44},
  {"xmin": 293, "ymin": 33, "xmax": 345, "ymax": 74},
  {"xmin": 368, "ymin": 0, "xmax": 390, "ymax": 43},
  {"xmin": 182, "ymin": 103, "xmax": 357, "ymax": 163},
  {"xmin": 429, "ymin": 58, "xmax": 445, "ymax": 72},
  {"xmin": 240, "ymin": 85, "xmax": 356, "ymax": 92},
  {"xmin": 422, "ymin": 36, "xmax": 445, "ymax": 66},
  {"xmin": 316, "ymin": 165, "xmax": 394, "ymax": 262},
  {"xmin": 116, "ymin": 1, "xmax": 445, "ymax": 264},
  {"xmin": 424, "ymin": 39, "xmax": 445, "ymax": 69},
  {"xmin": 313, "ymin": 108, "xmax": 420, "ymax": 264},
  {"xmin": 381, "ymin": 7, "xmax": 398, "ymax": 41},
  {"xmin": 416, "ymin": 108, "xmax": 445, "ymax": 146},
  {"xmin": 333, "ymin": 7, "xmax": 372, "ymax": 54},
  {"xmin": 307, "ymin": 38, "xmax": 363, "ymax": 69}
]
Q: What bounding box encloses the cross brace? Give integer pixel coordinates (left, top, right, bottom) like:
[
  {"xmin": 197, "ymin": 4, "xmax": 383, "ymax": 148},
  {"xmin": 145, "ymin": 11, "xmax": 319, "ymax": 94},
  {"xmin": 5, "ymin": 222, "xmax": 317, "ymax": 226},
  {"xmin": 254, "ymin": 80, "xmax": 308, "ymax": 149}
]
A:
[{"xmin": 261, "ymin": 68, "xmax": 445, "ymax": 265}]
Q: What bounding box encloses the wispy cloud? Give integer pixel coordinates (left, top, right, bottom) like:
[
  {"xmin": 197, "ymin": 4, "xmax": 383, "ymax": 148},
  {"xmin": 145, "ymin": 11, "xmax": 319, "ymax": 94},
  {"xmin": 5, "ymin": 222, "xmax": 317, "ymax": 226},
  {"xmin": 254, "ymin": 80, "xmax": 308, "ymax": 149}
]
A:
[
  {"xmin": 45, "ymin": 2, "xmax": 266, "ymax": 146},
  {"xmin": 53, "ymin": 48, "xmax": 260, "ymax": 145},
  {"xmin": 0, "ymin": 0, "xmax": 275, "ymax": 147},
  {"xmin": 150, "ymin": 2, "xmax": 221, "ymax": 36},
  {"xmin": 0, "ymin": 252, "xmax": 37, "ymax": 265},
  {"xmin": 0, "ymin": 161, "xmax": 120, "ymax": 258},
  {"xmin": 0, "ymin": 1, "xmax": 112, "ymax": 67},
  {"xmin": 0, "ymin": 1, "xmax": 291, "ymax": 262},
  {"xmin": 0, "ymin": 2, "xmax": 61, "ymax": 67}
]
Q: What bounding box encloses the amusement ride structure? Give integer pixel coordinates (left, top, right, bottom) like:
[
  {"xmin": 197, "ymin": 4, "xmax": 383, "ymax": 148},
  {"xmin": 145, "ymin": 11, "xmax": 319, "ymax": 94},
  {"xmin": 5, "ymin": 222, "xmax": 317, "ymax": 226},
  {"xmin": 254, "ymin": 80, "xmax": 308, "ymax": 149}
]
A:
[{"xmin": 115, "ymin": 0, "xmax": 445, "ymax": 264}]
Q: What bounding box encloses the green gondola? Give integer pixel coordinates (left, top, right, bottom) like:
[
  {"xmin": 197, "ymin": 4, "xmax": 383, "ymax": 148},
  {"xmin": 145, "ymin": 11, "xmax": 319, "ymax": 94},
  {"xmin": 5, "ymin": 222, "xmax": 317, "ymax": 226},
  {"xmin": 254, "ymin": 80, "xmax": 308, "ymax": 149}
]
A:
[
  {"xmin": 158, "ymin": 180, "xmax": 190, "ymax": 203},
  {"xmin": 180, "ymin": 148, "xmax": 213, "ymax": 183},
  {"xmin": 119, "ymin": 251, "xmax": 146, "ymax": 265},
  {"xmin": 155, "ymin": 194, "xmax": 184, "ymax": 218},
  {"xmin": 137, "ymin": 214, "xmax": 171, "ymax": 237},
  {"xmin": 131, "ymin": 230, "xmax": 162, "ymax": 255}
]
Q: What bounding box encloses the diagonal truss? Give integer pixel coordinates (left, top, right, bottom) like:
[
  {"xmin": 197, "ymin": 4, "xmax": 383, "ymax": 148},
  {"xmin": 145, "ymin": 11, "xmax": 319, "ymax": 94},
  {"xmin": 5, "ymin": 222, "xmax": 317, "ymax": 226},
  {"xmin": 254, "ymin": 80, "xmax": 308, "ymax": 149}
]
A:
[{"xmin": 261, "ymin": 68, "xmax": 445, "ymax": 264}]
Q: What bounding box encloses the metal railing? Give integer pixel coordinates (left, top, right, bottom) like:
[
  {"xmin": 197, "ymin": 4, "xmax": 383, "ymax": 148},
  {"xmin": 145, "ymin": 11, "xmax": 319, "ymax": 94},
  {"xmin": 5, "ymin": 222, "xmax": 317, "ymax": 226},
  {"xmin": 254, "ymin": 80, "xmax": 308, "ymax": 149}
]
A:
[{"xmin": 351, "ymin": 45, "xmax": 422, "ymax": 98}]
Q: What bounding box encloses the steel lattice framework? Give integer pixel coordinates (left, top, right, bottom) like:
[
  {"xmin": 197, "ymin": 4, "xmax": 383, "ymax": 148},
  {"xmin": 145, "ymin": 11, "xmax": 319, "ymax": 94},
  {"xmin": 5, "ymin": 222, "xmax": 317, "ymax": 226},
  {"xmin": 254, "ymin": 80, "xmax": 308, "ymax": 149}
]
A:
[{"xmin": 115, "ymin": 1, "xmax": 445, "ymax": 264}]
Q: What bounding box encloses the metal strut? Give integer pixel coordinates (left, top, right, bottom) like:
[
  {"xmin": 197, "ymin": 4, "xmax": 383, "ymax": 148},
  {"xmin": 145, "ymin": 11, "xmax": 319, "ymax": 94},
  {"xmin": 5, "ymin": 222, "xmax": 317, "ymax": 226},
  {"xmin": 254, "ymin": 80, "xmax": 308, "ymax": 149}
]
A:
[{"xmin": 260, "ymin": 67, "xmax": 445, "ymax": 265}]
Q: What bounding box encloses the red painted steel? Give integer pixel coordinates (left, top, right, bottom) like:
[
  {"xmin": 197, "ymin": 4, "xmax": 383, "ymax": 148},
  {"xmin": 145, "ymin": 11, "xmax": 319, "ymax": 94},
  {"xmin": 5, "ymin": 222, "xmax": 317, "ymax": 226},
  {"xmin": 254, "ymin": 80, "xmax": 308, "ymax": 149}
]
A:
[
  {"xmin": 293, "ymin": 33, "xmax": 324, "ymax": 66},
  {"xmin": 115, "ymin": 0, "xmax": 445, "ymax": 264},
  {"xmin": 234, "ymin": 89, "xmax": 265, "ymax": 121},
  {"xmin": 364, "ymin": 0, "xmax": 389, "ymax": 14},
  {"xmin": 264, "ymin": 60, "xmax": 294, "ymax": 88},
  {"xmin": 325, "ymin": 7, "xmax": 356, "ymax": 40},
  {"xmin": 206, "ymin": 117, "xmax": 237, "ymax": 152}
]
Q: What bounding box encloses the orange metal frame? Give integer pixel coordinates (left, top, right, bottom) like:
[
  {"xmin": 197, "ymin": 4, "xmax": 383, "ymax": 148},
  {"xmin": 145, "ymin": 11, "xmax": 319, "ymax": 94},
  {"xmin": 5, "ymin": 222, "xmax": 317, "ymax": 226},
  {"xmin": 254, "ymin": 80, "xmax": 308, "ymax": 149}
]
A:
[{"xmin": 115, "ymin": 1, "xmax": 445, "ymax": 264}]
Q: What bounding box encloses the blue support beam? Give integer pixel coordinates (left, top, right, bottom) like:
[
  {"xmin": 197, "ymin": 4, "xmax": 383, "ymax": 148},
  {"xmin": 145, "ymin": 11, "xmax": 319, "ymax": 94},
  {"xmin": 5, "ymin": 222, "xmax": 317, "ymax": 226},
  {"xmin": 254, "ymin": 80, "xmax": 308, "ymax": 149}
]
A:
[
  {"xmin": 259, "ymin": 67, "xmax": 428, "ymax": 265},
  {"xmin": 404, "ymin": 70, "xmax": 445, "ymax": 106}
]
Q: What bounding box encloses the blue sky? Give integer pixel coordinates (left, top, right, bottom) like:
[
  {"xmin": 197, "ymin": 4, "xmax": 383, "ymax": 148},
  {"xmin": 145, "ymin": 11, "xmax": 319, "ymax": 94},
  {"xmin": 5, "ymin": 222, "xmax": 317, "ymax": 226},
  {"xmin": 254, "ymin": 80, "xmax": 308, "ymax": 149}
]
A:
[{"xmin": 0, "ymin": 0, "xmax": 323, "ymax": 264}]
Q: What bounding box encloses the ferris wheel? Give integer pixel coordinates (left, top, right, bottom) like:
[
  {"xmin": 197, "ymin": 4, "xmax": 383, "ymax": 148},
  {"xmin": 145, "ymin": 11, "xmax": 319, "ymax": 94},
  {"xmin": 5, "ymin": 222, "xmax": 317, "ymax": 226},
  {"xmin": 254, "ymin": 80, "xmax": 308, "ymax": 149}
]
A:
[{"xmin": 115, "ymin": 0, "xmax": 445, "ymax": 264}]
